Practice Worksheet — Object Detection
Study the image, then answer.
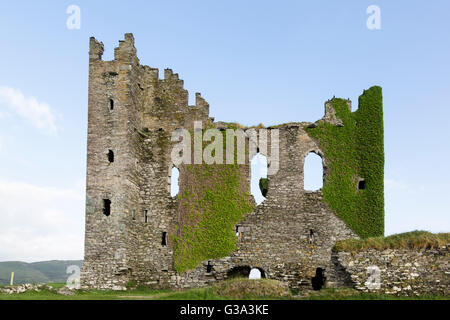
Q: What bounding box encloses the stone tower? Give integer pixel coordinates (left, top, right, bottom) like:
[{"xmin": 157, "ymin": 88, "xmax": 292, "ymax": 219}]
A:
[{"xmin": 82, "ymin": 34, "xmax": 212, "ymax": 289}]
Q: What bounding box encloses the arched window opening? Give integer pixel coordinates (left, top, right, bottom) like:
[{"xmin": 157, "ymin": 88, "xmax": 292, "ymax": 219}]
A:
[
  {"xmin": 308, "ymin": 229, "xmax": 315, "ymax": 244},
  {"xmin": 249, "ymin": 268, "xmax": 261, "ymax": 280},
  {"xmin": 311, "ymin": 268, "xmax": 326, "ymax": 290},
  {"xmin": 103, "ymin": 199, "xmax": 111, "ymax": 217},
  {"xmin": 251, "ymin": 153, "xmax": 268, "ymax": 205},
  {"xmin": 304, "ymin": 152, "xmax": 323, "ymax": 191},
  {"xmin": 170, "ymin": 167, "xmax": 180, "ymax": 197},
  {"xmin": 107, "ymin": 150, "xmax": 114, "ymax": 163}
]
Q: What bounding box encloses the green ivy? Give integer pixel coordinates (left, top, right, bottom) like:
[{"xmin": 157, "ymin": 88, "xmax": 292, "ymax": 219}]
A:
[
  {"xmin": 306, "ymin": 86, "xmax": 384, "ymax": 238},
  {"xmin": 172, "ymin": 125, "xmax": 254, "ymax": 272}
]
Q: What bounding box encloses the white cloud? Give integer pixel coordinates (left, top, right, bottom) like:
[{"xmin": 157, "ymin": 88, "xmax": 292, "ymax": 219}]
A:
[
  {"xmin": 0, "ymin": 86, "xmax": 58, "ymax": 134},
  {"xmin": 0, "ymin": 179, "xmax": 85, "ymax": 262}
]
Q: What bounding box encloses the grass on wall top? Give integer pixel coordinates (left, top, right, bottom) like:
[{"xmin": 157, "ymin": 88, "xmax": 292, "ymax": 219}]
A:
[{"xmin": 335, "ymin": 231, "xmax": 450, "ymax": 252}]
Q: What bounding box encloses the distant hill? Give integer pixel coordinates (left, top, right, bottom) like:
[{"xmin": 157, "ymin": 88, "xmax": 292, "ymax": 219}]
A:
[{"xmin": 0, "ymin": 260, "xmax": 83, "ymax": 285}]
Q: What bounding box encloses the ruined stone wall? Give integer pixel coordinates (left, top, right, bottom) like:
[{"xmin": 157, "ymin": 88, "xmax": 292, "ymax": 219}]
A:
[
  {"xmin": 335, "ymin": 247, "xmax": 449, "ymax": 296},
  {"xmin": 171, "ymin": 126, "xmax": 357, "ymax": 290}
]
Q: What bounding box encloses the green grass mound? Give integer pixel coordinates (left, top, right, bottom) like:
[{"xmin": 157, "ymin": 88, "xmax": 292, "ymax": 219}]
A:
[
  {"xmin": 304, "ymin": 288, "xmax": 449, "ymax": 300},
  {"xmin": 213, "ymin": 278, "xmax": 290, "ymax": 299},
  {"xmin": 335, "ymin": 230, "xmax": 450, "ymax": 252}
]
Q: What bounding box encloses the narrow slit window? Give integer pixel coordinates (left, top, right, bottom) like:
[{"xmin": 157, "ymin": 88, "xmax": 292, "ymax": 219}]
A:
[
  {"xmin": 109, "ymin": 99, "xmax": 114, "ymax": 110},
  {"xmin": 144, "ymin": 210, "xmax": 148, "ymax": 223},
  {"xmin": 308, "ymin": 229, "xmax": 315, "ymax": 244},
  {"xmin": 107, "ymin": 150, "xmax": 114, "ymax": 163},
  {"xmin": 103, "ymin": 199, "xmax": 111, "ymax": 216},
  {"xmin": 161, "ymin": 232, "xmax": 167, "ymax": 246},
  {"xmin": 206, "ymin": 261, "xmax": 212, "ymax": 273}
]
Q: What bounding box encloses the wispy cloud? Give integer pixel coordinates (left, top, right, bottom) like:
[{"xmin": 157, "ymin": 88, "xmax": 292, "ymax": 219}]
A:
[
  {"xmin": 0, "ymin": 179, "xmax": 84, "ymax": 262},
  {"xmin": 0, "ymin": 86, "xmax": 58, "ymax": 134}
]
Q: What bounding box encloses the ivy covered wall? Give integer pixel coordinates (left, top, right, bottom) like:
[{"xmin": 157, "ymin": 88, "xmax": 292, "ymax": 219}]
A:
[
  {"xmin": 306, "ymin": 86, "xmax": 384, "ymax": 238},
  {"xmin": 172, "ymin": 127, "xmax": 254, "ymax": 272}
]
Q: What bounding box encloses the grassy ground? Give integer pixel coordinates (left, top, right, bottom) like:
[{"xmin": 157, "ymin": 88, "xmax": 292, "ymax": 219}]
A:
[{"xmin": 0, "ymin": 279, "xmax": 448, "ymax": 300}]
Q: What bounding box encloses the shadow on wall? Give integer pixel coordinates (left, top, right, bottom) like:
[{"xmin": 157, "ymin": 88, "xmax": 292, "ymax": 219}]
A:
[{"xmin": 311, "ymin": 267, "xmax": 326, "ymax": 290}]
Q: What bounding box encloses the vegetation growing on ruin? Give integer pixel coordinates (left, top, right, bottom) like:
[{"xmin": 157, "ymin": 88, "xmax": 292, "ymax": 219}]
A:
[
  {"xmin": 172, "ymin": 125, "xmax": 254, "ymax": 272},
  {"xmin": 334, "ymin": 231, "xmax": 450, "ymax": 252},
  {"xmin": 306, "ymin": 86, "xmax": 384, "ymax": 238},
  {"xmin": 259, "ymin": 178, "xmax": 268, "ymax": 197}
]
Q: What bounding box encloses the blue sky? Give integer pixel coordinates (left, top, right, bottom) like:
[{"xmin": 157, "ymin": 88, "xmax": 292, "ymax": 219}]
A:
[{"xmin": 0, "ymin": 1, "xmax": 449, "ymax": 261}]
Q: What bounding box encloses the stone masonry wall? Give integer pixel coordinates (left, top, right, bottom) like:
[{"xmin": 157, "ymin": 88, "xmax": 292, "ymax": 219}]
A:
[{"xmin": 335, "ymin": 247, "xmax": 449, "ymax": 296}]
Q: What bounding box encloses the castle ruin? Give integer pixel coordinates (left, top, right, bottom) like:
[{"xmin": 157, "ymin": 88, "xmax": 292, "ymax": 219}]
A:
[{"xmin": 81, "ymin": 34, "xmax": 384, "ymax": 291}]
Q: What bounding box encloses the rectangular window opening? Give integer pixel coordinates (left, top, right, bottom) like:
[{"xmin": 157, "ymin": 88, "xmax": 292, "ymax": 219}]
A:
[
  {"xmin": 103, "ymin": 199, "xmax": 111, "ymax": 216},
  {"xmin": 108, "ymin": 150, "xmax": 114, "ymax": 163},
  {"xmin": 358, "ymin": 180, "xmax": 366, "ymax": 190}
]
